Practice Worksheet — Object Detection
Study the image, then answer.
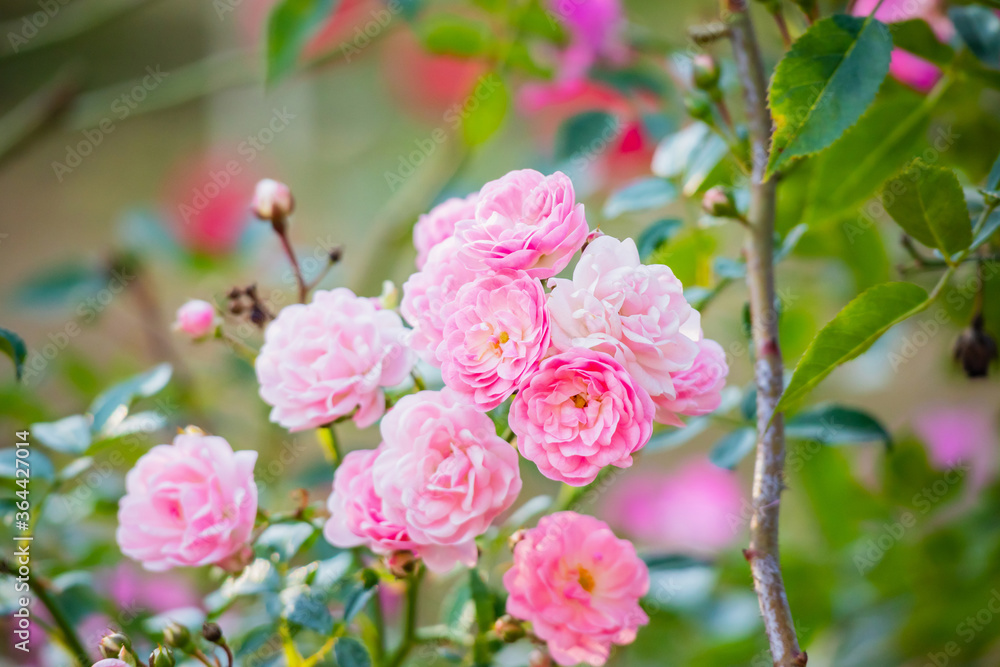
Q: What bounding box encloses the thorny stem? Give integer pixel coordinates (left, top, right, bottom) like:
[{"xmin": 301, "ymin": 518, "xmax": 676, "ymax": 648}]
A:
[
  {"xmin": 727, "ymin": 2, "xmax": 805, "ymax": 666},
  {"xmin": 388, "ymin": 565, "xmax": 425, "ymax": 667}
]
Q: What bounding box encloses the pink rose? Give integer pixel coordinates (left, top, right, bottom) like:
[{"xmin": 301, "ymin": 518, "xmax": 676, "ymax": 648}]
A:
[
  {"xmin": 372, "ymin": 391, "xmax": 522, "ymax": 572},
  {"xmin": 504, "ymin": 512, "xmax": 649, "ymax": 666},
  {"xmin": 401, "ymin": 237, "xmax": 477, "ymax": 365},
  {"xmin": 852, "ymin": 0, "xmax": 953, "ymax": 92},
  {"xmin": 117, "ymin": 430, "xmax": 257, "ymax": 571},
  {"xmin": 510, "ymin": 349, "xmax": 654, "ymax": 486},
  {"xmin": 547, "ymin": 235, "xmax": 699, "ymax": 402},
  {"xmin": 256, "ymin": 288, "xmax": 414, "ymax": 431},
  {"xmin": 251, "ymin": 178, "xmax": 294, "ymax": 220},
  {"xmin": 652, "ymin": 338, "xmax": 728, "ymax": 427},
  {"xmin": 438, "ymin": 270, "xmax": 550, "ymax": 411},
  {"xmin": 456, "ymin": 169, "xmax": 589, "ymax": 279},
  {"xmin": 604, "ymin": 460, "xmax": 745, "ymax": 553},
  {"xmin": 324, "ymin": 448, "xmax": 416, "ymax": 555},
  {"xmin": 173, "ymin": 299, "xmax": 217, "ymax": 338},
  {"xmin": 413, "ymin": 193, "xmax": 478, "ymax": 269}
]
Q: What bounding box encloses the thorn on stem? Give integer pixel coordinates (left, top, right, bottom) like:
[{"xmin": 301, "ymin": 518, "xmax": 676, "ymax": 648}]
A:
[{"xmin": 792, "ymin": 650, "xmax": 809, "ymax": 666}]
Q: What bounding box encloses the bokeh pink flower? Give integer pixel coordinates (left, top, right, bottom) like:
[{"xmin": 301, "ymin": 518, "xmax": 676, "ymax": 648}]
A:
[
  {"xmin": 372, "ymin": 391, "xmax": 522, "ymax": 572},
  {"xmin": 913, "ymin": 406, "xmax": 998, "ymax": 490},
  {"xmin": 504, "ymin": 512, "xmax": 648, "ymax": 666},
  {"xmin": 117, "ymin": 430, "xmax": 257, "ymax": 571},
  {"xmin": 545, "ymin": 0, "xmax": 628, "ymax": 81},
  {"xmin": 173, "ymin": 299, "xmax": 217, "ymax": 338},
  {"xmin": 510, "ymin": 349, "xmax": 654, "ymax": 486},
  {"xmin": 604, "ymin": 460, "xmax": 745, "ymax": 553},
  {"xmin": 256, "ymin": 287, "xmax": 414, "ymax": 431},
  {"xmin": 548, "ymin": 235, "xmax": 700, "ymax": 406},
  {"xmin": 456, "ymin": 169, "xmax": 589, "ymax": 279},
  {"xmin": 438, "ymin": 270, "xmax": 550, "ymax": 411},
  {"xmin": 413, "ymin": 193, "xmax": 478, "ymax": 269}
]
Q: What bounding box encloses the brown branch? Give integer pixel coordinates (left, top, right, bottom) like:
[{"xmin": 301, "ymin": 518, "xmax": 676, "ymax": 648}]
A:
[{"xmin": 727, "ymin": 2, "xmax": 805, "ymax": 666}]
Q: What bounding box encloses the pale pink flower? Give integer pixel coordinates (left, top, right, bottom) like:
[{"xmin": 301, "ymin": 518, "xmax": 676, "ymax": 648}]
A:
[
  {"xmin": 913, "ymin": 406, "xmax": 998, "ymax": 490},
  {"xmin": 93, "ymin": 661, "xmax": 131, "ymax": 667},
  {"xmin": 438, "ymin": 270, "xmax": 550, "ymax": 411},
  {"xmin": 173, "ymin": 299, "xmax": 217, "ymax": 338},
  {"xmin": 251, "ymin": 178, "xmax": 294, "ymax": 220},
  {"xmin": 852, "ymin": 0, "xmax": 954, "ymax": 92},
  {"xmin": 401, "ymin": 237, "xmax": 477, "ymax": 365},
  {"xmin": 413, "ymin": 193, "xmax": 478, "ymax": 269},
  {"xmin": 652, "ymin": 338, "xmax": 728, "ymax": 427},
  {"xmin": 324, "ymin": 447, "xmax": 416, "ymax": 555},
  {"xmin": 504, "ymin": 512, "xmax": 649, "ymax": 666},
  {"xmin": 256, "ymin": 288, "xmax": 415, "ymax": 431},
  {"xmin": 547, "ymin": 235, "xmax": 699, "ymax": 402},
  {"xmin": 510, "ymin": 349, "xmax": 654, "ymax": 486},
  {"xmin": 604, "ymin": 460, "xmax": 745, "ymax": 553},
  {"xmin": 117, "ymin": 430, "xmax": 257, "ymax": 571},
  {"xmin": 372, "ymin": 391, "xmax": 522, "ymax": 572},
  {"xmin": 456, "ymin": 169, "xmax": 589, "ymax": 279}
]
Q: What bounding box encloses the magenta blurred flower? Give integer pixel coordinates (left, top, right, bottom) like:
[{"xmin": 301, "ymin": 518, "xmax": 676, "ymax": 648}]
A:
[
  {"xmin": 117, "ymin": 430, "xmax": 258, "ymax": 571},
  {"xmin": 413, "ymin": 193, "xmax": 478, "ymax": 269},
  {"xmin": 172, "ymin": 299, "xmax": 217, "ymax": 338},
  {"xmin": 101, "ymin": 563, "xmax": 199, "ymax": 612},
  {"xmin": 438, "ymin": 270, "xmax": 550, "ymax": 411},
  {"xmin": 545, "ymin": 0, "xmax": 627, "ymax": 81},
  {"xmin": 504, "ymin": 512, "xmax": 648, "ymax": 666},
  {"xmin": 604, "ymin": 460, "xmax": 745, "ymax": 553},
  {"xmin": 913, "ymin": 406, "xmax": 998, "ymax": 489},
  {"xmin": 510, "ymin": 349, "xmax": 654, "ymax": 486},
  {"xmin": 256, "ymin": 288, "xmax": 415, "ymax": 430},
  {"xmin": 852, "ymin": 0, "xmax": 954, "ymax": 92}
]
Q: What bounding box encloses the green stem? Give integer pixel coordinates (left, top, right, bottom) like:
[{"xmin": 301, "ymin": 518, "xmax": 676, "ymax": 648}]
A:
[
  {"xmin": 318, "ymin": 424, "xmax": 344, "ymax": 468},
  {"xmin": 23, "ymin": 568, "xmax": 88, "ymax": 666},
  {"xmin": 388, "ymin": 566, "xmax": 424, "ymax": 667}
]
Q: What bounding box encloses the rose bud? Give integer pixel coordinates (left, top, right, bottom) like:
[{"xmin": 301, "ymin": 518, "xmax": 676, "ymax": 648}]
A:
[
  {"xmin": 173, "ymin": 300, "xmax": 218, "ymax": 339},
  {"xmin": 201, "ymin": 622, "xmax": 223, "ymax": 644},
  {"xmin": 251, "ymin": 178, "xmax": 294, "ymax": 222},
  {"xmin": 149, "ymin": 646, "xmax": 175, "ymax": 667},
  {"xmin": 385, "ymin": 551, "xmax": 418, "ymax": 578},
  {"xmin": 163, "ymin": 622, "xmax": 192, "ymax": 649},
  {"xmin": 953, "ymin": 317, "xmax": 998, "ymax": 378},
  {"xmin": 701, "ymin": 187, "xmax": 739, "ymax": 219},
  {"xmin": 692, "ymin": 54, "xmax": 721, "ymax": 90},
  {"xmin": 493, "ymin": 615, "xmax": 526, "ymax": 642},
  {"xmin": 99, "ymin": 633, "xmax": 131, "ymax": 659}
]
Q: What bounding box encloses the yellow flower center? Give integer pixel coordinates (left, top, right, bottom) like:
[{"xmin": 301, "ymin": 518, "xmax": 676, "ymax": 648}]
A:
[
  {"xmin": 572, "ymin": 393, "xmax": 588, "ymax": 409},
  {"xmin": 577, "ymin": 567, "xmax": 595, "ymax": 593}
]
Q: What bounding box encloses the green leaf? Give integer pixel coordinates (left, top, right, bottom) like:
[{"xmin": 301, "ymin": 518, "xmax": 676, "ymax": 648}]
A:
[
  {"xmin": 89, "ymin": 363, "xmax": 172, "ymax": 434},
  {"xmin": 213, "ymin": 560, "xmax": 281, "ymax": 607},
  {"xmin": 643, "ymin": 554, "xmax": 712, "ymax": 570},
  {"xmin": 12, "ymin": 263, "xmax": 106, "ymax": 310},
  {"xmin": 265, "ymin": 0, "xmax": 336, "ymax": 84},
  {"xmin": 254, "ymin": 522, "xmax": 316, "ymax": 562},
  {"xmin": 554, "ymin": 111, "xmax": 620, "ymax": 162},
  {"xmin": 950, "ymin": 6, "xmax": 1000, "ymax": 65},
  {"xmin": 890, "ymin": 19, "xmax": 955, "ymax": 65},
  {"xmin": 0, "ymin": 328, "xmax": 26, "ymax": 381},
  {"xmin": 419, "ymin": 15, "xmax": 492, "ymax": 57},
  {"xmin": 100, "ymin": 410, "xmax": 167, "ymax": 439},
  {"xmin": 335, "ymin": 637, "xmax": 372, "ymax": 667},
  {"xmin": 709, "ymin": 428, "xmax": 757, "ymax": 470},
  {"xmin": 777, "ymin": 282, "xmax": 930, "ymax": 412},
  {"xmin": 469, "ymin": 569, "xmax": 495, "ymax": 633},
  {"xmin": 881, "ymin": 159, "xmax": 972, "ymax": 257},
  {"xmin": 785, "ymin": 405, "xmax": 892, "ymax": 448},
  {"xmin": 461, "ymin": 73, "xmax": 508, "ymax": 146},
  {"xmin": 636, "ymin": 219, "xmax": 683, "ymax": 261},
  {"xmin": 603, "ymin": 178, "xmax": 677, "ymax": 219},
  {"xmin": 281, "ymin": 585, "xmax": 333, "ymax": 634},
  {"xmin": 802, "ymin": 94, "xmax": 930, "ymax": 226},
  {"xmin": 56, "ymin": 456, "xmax": 95, "ymax": 483},
  {"xmin": 0, "ymin": 447, "xmax": 53, "ymax": 482},
  {"xmin": 342, "ymin": 581, "xmax": 377, "ymax": 622},
  {"xmin": 984, "ymin": 151, "xmax": 1000, "ymax": 198},
  {"xmin": 31, "ymin": 415, "xmax": 91, "ymax": 454},
  {"xmin": 766, "ymin": 14, "xmax": 893, "ymax": 178}
]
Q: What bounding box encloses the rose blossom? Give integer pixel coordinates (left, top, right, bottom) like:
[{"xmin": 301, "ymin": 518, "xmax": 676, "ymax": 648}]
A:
[
  {"xmin": 456, "ymin": 169, "xmax": 589, "ymax": 279},
  {"xmin": 323, "ymin": 448, "xmax": 415, "ymax": 555},
  {"xmin": 413, "ymin": 192, "xmax": 478, "ymax": 269},
  {"xmin": 173, "ymin": 299, "xmax": 217, "ymax": 338},
  {"xmin": 256, "ymin": 288, "xmax": 414, "ymax": 431},
  {"xmin": 371, "ymin": 391, "xmax": 522, "ymax": 572},
  {"xmin": 438, "ymin": 270, "xmax": 550, "ymax": 410},
  {"xmin": 510, "ymin": 349, "xmax": 654, "ymax": 486},
  {"xmin": 547, "ymin": 235, "xmax": 699, "ymax": 402},
  {"xmin": 504, "ymin": 512, "xmax": 649, "ymax": 666},
  {"xmin": 401, "ymin": 237, "xmax": 477, "ymax": 365},
  {"xmin": 651, "ymin": 338, "xmax": 728, "ymax": 426},
  {"xmin": 117, "ymin": 429, "xmax": 257, "ymax": 571}
]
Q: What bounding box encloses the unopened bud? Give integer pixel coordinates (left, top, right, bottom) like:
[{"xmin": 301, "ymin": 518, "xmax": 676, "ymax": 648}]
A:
[
  {"xmin": 118, "ymin": 647, "xmax": 137, "ymax": 667},
  {"xmin": 508, "ymin": 529, "xmax": 527, "ymax": 551},
  {"xmin": 385, "ymin": 551, "xmax": 417, "ymax": 578},
  {"xmin": 251, "ymin": 178, "xmax": 294, "ymax": 222},
  {"xmin": 162, "ymin": 622, "xmax": 191, "ymax": 649},
  {"xmin": 493, "ymin": 614, "xmax": 526, "ymax": 642},
  {"xmin": 691, "ymin": 54, "xmax": 720, "ymax": 90},
  {"xmin": 99, "ymin": 632, "xmax": 131, "ymax": 658},
  {"xmin": 683, "ymin": 93, "xmax": 714, "ymax": 123},
  {"xmin": 202, "ymin": 622, "xmax": 223, "ymax": 644},
  {"xmin": 528, "ymin": 649, "xmax": 553, "ymax": 667},
  {"xmin": 701, "ymin": 187, "xmax": 739, "ymax": 218},
  {"xmin": 149, "ymin": 645, "xmax": 175, "ymax": 667},
  {"xmin": 329, "ymin": 245, "xmax": 344, "ymax": 263},
  {"xmin": 953, "ymin": 316, "xmax": 998, "ymax": 378}
]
